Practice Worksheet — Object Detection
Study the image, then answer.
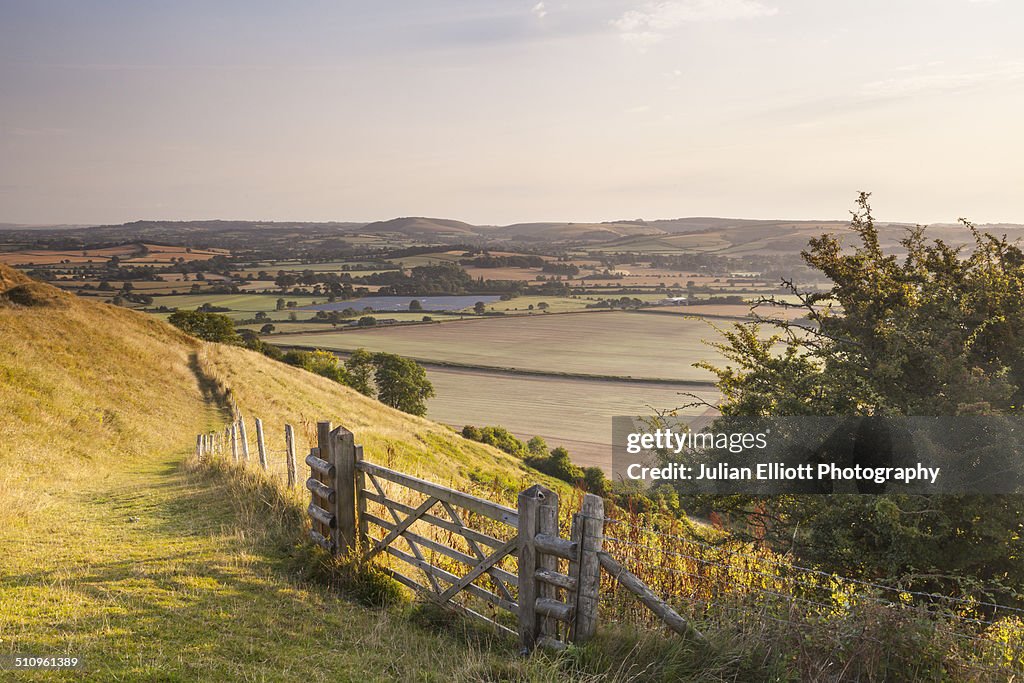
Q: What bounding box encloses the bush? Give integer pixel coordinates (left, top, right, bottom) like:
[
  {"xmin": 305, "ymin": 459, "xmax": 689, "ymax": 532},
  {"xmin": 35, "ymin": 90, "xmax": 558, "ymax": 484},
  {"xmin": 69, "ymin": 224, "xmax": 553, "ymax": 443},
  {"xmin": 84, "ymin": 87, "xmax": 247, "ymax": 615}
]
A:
[{"xmin": 168, "ymin": 309, "xmax": 241, "ymax": 344}]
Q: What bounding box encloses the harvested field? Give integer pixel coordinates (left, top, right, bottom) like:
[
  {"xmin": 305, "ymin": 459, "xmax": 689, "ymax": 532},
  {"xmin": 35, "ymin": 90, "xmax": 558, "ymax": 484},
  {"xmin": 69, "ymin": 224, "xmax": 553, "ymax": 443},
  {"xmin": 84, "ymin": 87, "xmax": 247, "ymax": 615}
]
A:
[
  {"xmin": 423, "ymin": 367, "xmax": 718, "ymax": 471},
  {"xmin": 274, "ymin": 311, "xmax": 727, "ymax": 382}
]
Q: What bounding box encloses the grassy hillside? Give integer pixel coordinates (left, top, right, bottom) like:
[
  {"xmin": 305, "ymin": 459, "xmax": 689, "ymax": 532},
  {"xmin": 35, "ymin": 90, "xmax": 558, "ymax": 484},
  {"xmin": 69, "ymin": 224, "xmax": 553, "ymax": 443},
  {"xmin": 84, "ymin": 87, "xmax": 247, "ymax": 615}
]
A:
[{"xmin": 0, "ymin": 266, "xmax": 589, "ymax": 681}]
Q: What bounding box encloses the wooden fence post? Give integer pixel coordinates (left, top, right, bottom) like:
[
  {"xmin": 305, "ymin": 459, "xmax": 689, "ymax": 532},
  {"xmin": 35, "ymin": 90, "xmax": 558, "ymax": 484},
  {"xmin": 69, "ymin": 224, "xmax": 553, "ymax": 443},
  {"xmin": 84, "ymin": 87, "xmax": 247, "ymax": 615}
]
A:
[
  {"xmin": 255, "ymin": 418, "xmax": 268, "ymax": 471},
  {"xmin": 331, "ymin": 426, "xmax": 357, "ymax": 555},
  {"xmin": 195, "ymin": 434, "xmax": 203, "ymax": 460},
  {"xmin": 238, "ymin": 417, "xmax": 250, "ymax": 462},
  {"xmin": 230, "ymin": 423, "xmax": 238, "ymax": 462},
  {"xmin": 517, "ymin": 484, "xmax": 548, "ymax": 652},
  {"xmin": 569, "ymin": 494, "xmax": 604, "ymax": 643},
  {"xmin": 284, "ymin": 424, "xmax": 297, "ymax": 488}
]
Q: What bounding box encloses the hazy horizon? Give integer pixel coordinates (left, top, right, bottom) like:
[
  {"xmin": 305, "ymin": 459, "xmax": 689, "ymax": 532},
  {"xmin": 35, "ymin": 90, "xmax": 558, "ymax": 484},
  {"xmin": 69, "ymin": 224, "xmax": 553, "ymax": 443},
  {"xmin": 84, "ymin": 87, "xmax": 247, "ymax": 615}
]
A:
[{"xmin": 3, "ymin": 1, "xmax": 1023, "ymax": 226}]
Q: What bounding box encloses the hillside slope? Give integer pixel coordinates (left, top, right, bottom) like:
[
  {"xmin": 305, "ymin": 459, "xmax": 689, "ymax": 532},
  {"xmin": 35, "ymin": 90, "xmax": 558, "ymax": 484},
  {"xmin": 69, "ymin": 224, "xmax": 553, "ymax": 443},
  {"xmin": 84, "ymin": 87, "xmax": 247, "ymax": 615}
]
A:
[{"xmin": 0, "ymin": 266, "xmax": 568, "ymax": 680}]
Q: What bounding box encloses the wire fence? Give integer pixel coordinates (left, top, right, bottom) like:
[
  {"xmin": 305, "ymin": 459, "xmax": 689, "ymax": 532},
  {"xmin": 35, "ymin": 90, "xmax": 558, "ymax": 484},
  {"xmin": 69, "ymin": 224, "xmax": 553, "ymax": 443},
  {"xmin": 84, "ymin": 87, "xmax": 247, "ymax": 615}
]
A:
[{"xmin": 594, "ymin": 515, "xmax": 1024, "ymax": 677}]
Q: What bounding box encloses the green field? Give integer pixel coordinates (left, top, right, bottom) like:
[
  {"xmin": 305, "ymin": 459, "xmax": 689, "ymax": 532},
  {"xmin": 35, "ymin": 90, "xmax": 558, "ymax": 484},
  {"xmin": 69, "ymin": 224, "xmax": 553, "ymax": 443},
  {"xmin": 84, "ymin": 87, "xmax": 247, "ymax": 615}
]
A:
[{"xmin": 275, "ymin": 311, "xmax": 727, "ymax": 382}]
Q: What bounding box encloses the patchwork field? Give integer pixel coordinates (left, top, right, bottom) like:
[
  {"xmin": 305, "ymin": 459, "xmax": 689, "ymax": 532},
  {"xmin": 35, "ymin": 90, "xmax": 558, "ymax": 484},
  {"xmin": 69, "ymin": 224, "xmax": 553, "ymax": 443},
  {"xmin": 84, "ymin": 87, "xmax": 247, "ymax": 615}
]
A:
[
  {"xmin": 274, "ymin": 311, "xmax": 726, "ymax": 382},
  {"xmin": 0, "ymin": 244, "xmax": 227, "ymax": 266}
]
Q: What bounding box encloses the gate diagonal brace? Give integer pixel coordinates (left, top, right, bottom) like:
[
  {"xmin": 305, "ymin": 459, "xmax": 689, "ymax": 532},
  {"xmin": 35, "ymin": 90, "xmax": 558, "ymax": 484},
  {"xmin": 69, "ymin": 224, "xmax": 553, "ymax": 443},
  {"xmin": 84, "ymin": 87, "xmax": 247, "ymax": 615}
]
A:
[
  {"xmin": 439, "ymin": 535, "xmax": 520, "ymax": 603},
  {"xmin": 366, "ymin": 473, "xmax": 443, "ymax": 593},
  {"xmin": 439, "ymin": 499, "xmax": 515, "ymax": 602}
]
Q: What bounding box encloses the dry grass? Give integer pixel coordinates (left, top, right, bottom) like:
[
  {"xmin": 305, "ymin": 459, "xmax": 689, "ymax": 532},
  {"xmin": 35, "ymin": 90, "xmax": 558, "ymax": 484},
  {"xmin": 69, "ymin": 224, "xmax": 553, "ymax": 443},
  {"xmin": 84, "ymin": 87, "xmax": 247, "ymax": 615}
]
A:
[
  {"xmin": 0, "ymin": 266, "xmax": 605, "ymax": 681},
  {"xmin": 194, "ymin": 342, "xmax": 554, "ymax": 495}
]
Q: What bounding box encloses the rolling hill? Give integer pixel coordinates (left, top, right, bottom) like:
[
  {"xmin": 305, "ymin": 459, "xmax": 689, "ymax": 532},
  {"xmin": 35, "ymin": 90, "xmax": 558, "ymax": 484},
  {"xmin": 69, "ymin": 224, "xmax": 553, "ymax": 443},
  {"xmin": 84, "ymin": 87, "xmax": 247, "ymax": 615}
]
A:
[
  {"xmin": 0, "ymin": 264, "xmax": 569, "ymax": 679},
  {"xmin": 359, "ymin": 216, "xmax": 480, "ymax": 237}
]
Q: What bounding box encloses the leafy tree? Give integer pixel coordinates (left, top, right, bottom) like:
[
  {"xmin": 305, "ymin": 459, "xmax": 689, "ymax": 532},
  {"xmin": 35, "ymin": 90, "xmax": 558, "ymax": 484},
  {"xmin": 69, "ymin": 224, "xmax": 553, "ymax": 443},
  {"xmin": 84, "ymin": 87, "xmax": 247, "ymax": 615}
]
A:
[
  {"xmin": 527, "ymin": 446, "xmax": 583, "ymax": 483},
  {"xmin": 168, "ymin": 310, "xmax": 241, "ymax": 344},
  {"xmin": 283, "ymin": 349, "xmax": 350, "ymax": 384},
  {"xmin": 582, "ymin": 466, "xmax": 611, "ymax": 496},
  {"xmin": 372, "ymin": 352, "xmax": 434, "ymax": 416},
  {"xmin": 692, "ymin": 193, "xmax": 1024, "ymax": 603},
  {"xmin": 358, "ymin": 316, "xmax": 377, "ymax": 327},
  {"xmin": 474, "ymin": 301, "xmax": 486, "ymax": 315},
  {"xmin": 527, "ymin": 436, "xmax": 548, "ymax": 456},
  {"xmin": 344, "ymin": 348, "xmax": 376, "ymax": 397},
  {"xmin": 409, "ymin": 299, "xmax": 423, "ymax": 311},
  {"xmin": 259, "ymin": 323, "xmax": 275, "ymax": 334}
]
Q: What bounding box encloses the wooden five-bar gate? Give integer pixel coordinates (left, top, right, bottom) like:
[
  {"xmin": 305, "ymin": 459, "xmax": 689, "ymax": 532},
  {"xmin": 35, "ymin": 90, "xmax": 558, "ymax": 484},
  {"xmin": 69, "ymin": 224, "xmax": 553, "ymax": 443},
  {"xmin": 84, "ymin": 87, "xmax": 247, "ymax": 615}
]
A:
[{"xmin": 304, "ymin": 421, "xmax": 704, "ymax": 651}]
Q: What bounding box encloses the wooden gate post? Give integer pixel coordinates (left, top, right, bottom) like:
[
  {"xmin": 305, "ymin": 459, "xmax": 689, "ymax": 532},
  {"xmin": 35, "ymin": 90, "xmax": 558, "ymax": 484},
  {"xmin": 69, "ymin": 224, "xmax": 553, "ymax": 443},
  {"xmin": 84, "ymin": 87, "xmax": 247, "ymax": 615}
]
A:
[
  {"xmin": 330, "ymin": 426, "xmax": 358, "ymax": 555},
  {"xmin": 569, "ymin": 494, "xmax": 604, "ymax": 643},
  {"xmin": 255, "ymin": 418, "xmax": 268, "ymax": 471},
  {"xmin": 284, "ymin": 424, "xmax": 297, "ymax": 488},
  {"xmin": 538, "ymin": 489, "xmax": 561, "ymax": 641},
  {"xmin": 230, "ymin": 423, "xmax": 238, "ymax": 462},
  {"xmin": 517, "ymin": 484, "xmax": 553, "ymax": 652},
  {"xmin": 314, "ymin": 421, "xmax": 337, "ymax": 552}
]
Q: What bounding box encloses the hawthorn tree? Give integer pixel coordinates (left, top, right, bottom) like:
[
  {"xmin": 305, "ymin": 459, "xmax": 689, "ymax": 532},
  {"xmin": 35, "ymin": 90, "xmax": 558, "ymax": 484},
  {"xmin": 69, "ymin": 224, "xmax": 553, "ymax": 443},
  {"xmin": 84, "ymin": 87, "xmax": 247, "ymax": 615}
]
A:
[{"xmin": 691, "ymin": 193, "xmax": 1024, "ymax": 605}]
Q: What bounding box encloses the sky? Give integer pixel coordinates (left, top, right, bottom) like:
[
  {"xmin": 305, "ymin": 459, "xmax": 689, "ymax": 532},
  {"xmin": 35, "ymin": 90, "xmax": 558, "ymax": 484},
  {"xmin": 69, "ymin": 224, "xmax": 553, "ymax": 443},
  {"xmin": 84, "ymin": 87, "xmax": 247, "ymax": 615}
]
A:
[{"xmin": 1, "ymin": 0, "xmax": 1023, "ymax": 226}]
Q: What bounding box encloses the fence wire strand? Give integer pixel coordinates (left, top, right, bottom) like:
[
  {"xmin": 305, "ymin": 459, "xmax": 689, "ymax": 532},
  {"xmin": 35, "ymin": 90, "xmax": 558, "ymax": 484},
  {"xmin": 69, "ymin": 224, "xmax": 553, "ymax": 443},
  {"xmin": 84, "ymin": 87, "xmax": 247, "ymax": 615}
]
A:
[{"xmin": 600, "ymin": 517, "xmax": 1024, "ymax": 617}]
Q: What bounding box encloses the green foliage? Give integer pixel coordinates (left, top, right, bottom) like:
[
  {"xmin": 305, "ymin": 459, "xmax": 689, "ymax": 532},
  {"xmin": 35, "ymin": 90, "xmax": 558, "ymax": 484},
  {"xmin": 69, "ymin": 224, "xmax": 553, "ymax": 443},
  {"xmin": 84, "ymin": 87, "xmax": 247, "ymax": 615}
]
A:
[
  {"xmin": 168, "ymin": 309, "xmax": 241, "ymax": 344},
  {"xmin": 476, "ymin": 426, "xmax": 526, "ymax": 457},
  {"xmin": 527, "ymin": 435, "xmax": 548, "ymax": 456},
  {"xmin": 372, "ymin": 352, "xmax": 434, "ymax": 417},
  {"xmin": 527, "ymin": 446, "xmax": 583, "ymax": 482},
  {"xmin": 283, "ymin": 349, "xmax": 352, "ymax": 385},
  {"xmin": 695, "ymin": 193, "xmax": 1024, "ymax": 603},
  {"xmin": 344, "ymin": 348, "xmax": 376, "ymax": 397},
  {"xmin": 582, "ymin": 466, "xmax": 612, "ymax": 496},
  {"xmin": 705, "ymin": 192, "xmax": 1024, "ymax": 417}
]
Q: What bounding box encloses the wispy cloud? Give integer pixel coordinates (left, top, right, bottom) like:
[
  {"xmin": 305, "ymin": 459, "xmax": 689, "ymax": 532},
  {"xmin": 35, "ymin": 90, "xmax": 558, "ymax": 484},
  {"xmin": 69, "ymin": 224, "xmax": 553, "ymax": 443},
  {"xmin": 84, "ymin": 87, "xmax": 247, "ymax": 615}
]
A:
[
  {"xmin": 614, "ymin": 0, "xmax": 777, "ymax": 44},
  {"xmin": 862, "ymin": 61, "xmax": 1024, "ymax": 98},
  {"xmin": 531, "ymin": 2, "xmax": 547, "ymax": 19}
]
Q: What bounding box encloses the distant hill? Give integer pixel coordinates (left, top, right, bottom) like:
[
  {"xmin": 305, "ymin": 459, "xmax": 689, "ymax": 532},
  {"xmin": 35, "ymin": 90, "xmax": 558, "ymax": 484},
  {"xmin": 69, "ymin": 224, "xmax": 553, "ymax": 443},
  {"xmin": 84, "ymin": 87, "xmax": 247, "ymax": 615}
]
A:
[
  {"xmin": 0, "ymin": 263, "xmax": 539, "ymax": 498},
  {"xmin": 3, "ymin": 215, "xmax": 1022, "ymax": 251},
  {"xmin": 360, "ymin": 216, "xmax": 479, "ymax": 237},
  {"xmin": 488, "ymin": 221, "xmax": 666, "ymax": 242}
]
